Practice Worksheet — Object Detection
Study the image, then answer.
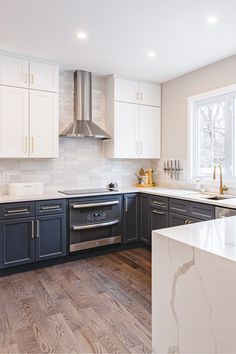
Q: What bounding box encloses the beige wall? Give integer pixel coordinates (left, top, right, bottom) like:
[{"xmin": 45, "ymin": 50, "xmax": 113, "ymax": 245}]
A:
[{"xmin": 161, "ymin": 54, "xmax": 236, "ymax": 158}]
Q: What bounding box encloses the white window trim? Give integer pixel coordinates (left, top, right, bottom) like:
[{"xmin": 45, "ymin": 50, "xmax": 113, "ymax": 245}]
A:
[{"xmin": 187, "ymin": 83, "xmax": 236, "ymax": 188}]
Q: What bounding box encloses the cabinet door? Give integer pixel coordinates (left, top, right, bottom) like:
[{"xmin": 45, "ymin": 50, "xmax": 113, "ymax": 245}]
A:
[
  {"xmin": 114, "ymin": 102, "xmax": 139, "ymax": 158},
  {"xmin": 140, "ymin": 194, "xmax": 151, "ymax": 245},
  {"xmin": 0, "ymin": 55, "xmax": 28, "ymax": 88},
  {"xmin": 36, "ymin": 214, "xmax": 67, "ymax": 261},
  {"xmin": 0, "ymin": 218, "xmax": 35, "ymax": 269},
  {"xmin": 30, "ymin": 90, "xmax": 59, "ymax": 158},
  {"xmin": 139, "ymin": 105, "xmax": 161, "ymax": 158},
  {"xmin": 123, "ymin": 194, "xmax": 139, "ymax": 243},
  {"xmin": 29, "ymin": 61, "xmax": 59, "ymax": 92},
  {"xmin": 114, "ymin": 77, "xmax": 139, "ymax": 104},
  {"xmin": 139, "ymin": 82, "xmax": 161, "ymax": 107},
  {"xmin": 0, "ymin": 86, "xmax": 29, "ymax": 158},
  {"xmin": 150, "ymin": 209, "xmax": 169, "ymax": 231}
]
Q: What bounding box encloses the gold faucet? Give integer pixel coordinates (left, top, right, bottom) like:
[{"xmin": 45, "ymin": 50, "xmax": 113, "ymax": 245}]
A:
[{"xmin": 213, "ymin": 164, "xmax": 228, "ymax": 195}]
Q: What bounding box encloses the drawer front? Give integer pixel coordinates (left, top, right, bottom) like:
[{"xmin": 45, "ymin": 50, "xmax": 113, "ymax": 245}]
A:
[
  {"xmin": 0, "ymin": 202, "xmax": 34, "ymax": 220},
  {"xmin": 150, "ymin": 195, "xmax": 168, "ymax": 210},
  {"xmin": 169, "ymin": 212, "xmax": 202, "ymax": 227},
  {"xmin": 190, "ymin": 202, "xmax": 215, "ymax": 220},
  {"xmin": 69, "ymin": 196, "xmax": 122, "ymax": 226},
  {"xmin": 35, "ymin": 199, "xmax": 66, "ymax": 216},
  {"xmin": 169, "ymin": 198, "xmax": 191, "ymax": 216}
]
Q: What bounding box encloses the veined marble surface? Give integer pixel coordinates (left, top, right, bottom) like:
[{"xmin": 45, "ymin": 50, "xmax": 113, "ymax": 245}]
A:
[
  {"xmin": 152, "ymin": 221, "xmax": 236, "ymax": 354},
  {"xmin": 153, "ymin": 216, "xmax": 236, "ymax": 262}
]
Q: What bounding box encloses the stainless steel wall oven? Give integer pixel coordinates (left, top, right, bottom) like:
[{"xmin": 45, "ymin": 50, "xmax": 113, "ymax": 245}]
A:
[{"xmin": 69, "ymin": 195, "xmax": 122, "ymax": 252}]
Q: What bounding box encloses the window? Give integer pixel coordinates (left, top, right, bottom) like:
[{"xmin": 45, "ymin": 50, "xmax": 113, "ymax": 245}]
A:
[{"xmin": 189, "ymin": 85, "xmax": 236, "ymax": 180}]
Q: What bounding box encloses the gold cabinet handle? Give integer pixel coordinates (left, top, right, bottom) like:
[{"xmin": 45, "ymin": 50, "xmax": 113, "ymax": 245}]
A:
[
  {"xmin": 31, "ymin": 137, "xmax": 34, "ymax": 153},
  {"xmin": 24, "ymin": 137, "xmax": 28, "ymax": 154},
  {"xmin": 136, "ymin": 92, "xmax": 139, "ymax": 100},
  {"xmin": 140, "ymin": 141, "xmax": 143, "ymax": 155},
  {"xmin": 140, "ymin": 92, "xmax": 143, "ymax": 101},
  {"xmin": 31, "ymin": 74, "xmax": 34, "ymax": 85}
]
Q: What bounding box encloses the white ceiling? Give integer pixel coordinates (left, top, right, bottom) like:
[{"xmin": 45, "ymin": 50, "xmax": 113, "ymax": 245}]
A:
[{"xmin": 0, "ymin": 0, "xmax": 236, "ymax": 82}]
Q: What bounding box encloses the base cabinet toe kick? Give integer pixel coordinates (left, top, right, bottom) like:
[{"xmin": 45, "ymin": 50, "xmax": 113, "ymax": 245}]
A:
[{"xmin": 69, "ymin": 195, "xmax": 122, "ymax": 252}]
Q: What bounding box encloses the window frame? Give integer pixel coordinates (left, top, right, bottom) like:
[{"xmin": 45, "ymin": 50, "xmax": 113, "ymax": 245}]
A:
[{"xmin": 188, "ymin": 84, "xmax": 236, "ymax": 186}]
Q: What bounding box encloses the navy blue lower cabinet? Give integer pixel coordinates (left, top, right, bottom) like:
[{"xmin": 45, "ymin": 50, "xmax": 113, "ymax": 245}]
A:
[
  {"xmin": 35, "ymin": 214, "xmax": 67, "ymax": 261},
  {"xmin": 140, "ymin": 194, "xmax": 151, "ymax": 245},
  {"xmin": 0, "ymin": 217, "xmax": 35, "ymax": 269},
  {"xmin": 123, "ymin": 193, "xmax": 139, "ymax": 243}
]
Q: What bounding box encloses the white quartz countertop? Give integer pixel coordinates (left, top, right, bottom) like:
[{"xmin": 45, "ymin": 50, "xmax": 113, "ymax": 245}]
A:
[
  {"xmin": 153, "ymin": 216, "xmax": 236, "ymax": 263},
  {"xmin": 2, "ymin": 186, "xmax": 236, "ymax": 208},
  {"xmin": 0, "ymin": 187, "xmax": 236, "ymax": 209}
]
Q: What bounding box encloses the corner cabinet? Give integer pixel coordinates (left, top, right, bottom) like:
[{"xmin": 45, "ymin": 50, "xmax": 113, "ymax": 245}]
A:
[
  {"xmin": 105, "ymin": 75, "xmax": 161, "ymax": 159},
  {"xmin": 123, "ymin": 193, "xmax": 139, "ymax": 243},
  {"xmin": 139, "ymin": 194, "xmax": 151, "ymax": 245},
  {"xmin": 0, "ymin": 53, "xmax": 59, "ymax": 158}
]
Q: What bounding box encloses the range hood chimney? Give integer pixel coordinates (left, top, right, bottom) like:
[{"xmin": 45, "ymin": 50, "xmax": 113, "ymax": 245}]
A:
[{"xmin": 60, "ymin": 70, "xmax": 110, "ymax": 139}]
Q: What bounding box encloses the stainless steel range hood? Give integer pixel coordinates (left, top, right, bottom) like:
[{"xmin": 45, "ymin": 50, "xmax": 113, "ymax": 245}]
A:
[{"xmin": 60, "ymin": 70, "xmax": 110, "ymax": 139}]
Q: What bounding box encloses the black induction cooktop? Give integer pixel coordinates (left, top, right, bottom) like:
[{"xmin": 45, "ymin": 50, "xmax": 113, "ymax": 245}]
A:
[{"xmin": 58, "ymin": 188, "xmax": 115, "ymax": 195}]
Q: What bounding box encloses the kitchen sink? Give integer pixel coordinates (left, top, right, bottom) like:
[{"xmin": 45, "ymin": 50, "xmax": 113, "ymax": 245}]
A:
[
  {"xmin": 205, "ymin": 195, "xmax": 230, "ymax": 200},
  {"xmin": 194, "ymin": 193, "xmax": 235, "ymax": 201}
]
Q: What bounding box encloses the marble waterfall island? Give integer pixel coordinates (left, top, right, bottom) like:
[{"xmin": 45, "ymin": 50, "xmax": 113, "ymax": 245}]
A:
[{"xmin": 152, "ymin": 216, "xmax": 236, "ymax": 354}]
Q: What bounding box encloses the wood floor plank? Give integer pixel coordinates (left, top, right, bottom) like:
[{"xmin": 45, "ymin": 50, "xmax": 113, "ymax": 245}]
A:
[{"xmin": 0, "ymin": 247, "xmax": 151, "ymax": 354}]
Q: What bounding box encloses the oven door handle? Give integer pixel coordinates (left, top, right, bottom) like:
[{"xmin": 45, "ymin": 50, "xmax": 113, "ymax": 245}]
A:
[
  {"xmin": 72, "ymin": 201, "xmax": 119, "ymax": 209},
  {"xmin": 72, "ymin": 219, "xmax": 119, "ymax": 231}
]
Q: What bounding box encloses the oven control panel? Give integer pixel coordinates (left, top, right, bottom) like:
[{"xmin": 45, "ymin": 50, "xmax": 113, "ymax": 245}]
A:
[{"xmin": 87, "ymin": 212, "xmax": 107, "ymax": 222}]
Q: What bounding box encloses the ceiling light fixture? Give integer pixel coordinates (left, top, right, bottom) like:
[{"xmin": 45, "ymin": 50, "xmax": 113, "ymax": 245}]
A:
[
  {"xmin": 77, "ymin": 32, "xmax": 88, "ymax": 40},
  {"xmin": 148, "ymin": 52, "xmax": 156, "ymax": 58},
  {"xmin": 206, "ymin": 16, "xmax": 218, "ymax": 24}
]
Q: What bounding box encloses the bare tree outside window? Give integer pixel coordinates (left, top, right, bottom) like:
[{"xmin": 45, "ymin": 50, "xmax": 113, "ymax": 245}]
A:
[
  {"xmin": 197, "ymin": 100, "xmax": 225, "ymax": 175},
  {"xmin": 190, "ymin": 87, "xmax": 236, "ymax": 179}
]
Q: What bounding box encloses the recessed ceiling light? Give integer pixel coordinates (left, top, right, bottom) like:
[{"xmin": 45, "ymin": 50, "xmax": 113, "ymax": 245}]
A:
[
  {"xmin": 148, "ymin": 52, "xmax": 156, "ymax": 58},
  {"xmin": 206, "ymin": 16, "xmax": 218, "ymax": 24},
  {"xmin": 77, "ymin": 32, "xmax": 88, "ymax": 40}
]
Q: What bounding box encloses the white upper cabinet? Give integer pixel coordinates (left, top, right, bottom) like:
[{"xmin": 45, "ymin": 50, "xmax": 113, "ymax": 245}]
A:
[
  {"xmin": 0, "ymin": 86, "xmax": 29, "ymax": 157},
  {"xmin": 0, "ymin": 55, "xmax": 28, "ymax": 88},
  {"xmin": 139, "ymin": 82, "xmax": 161, "ymax": 107},
  {"xmin": 0, "ymin": 54, "xmax": 59, "ymax": 92},
  {"xmin": 0, "ymin": 53, "xmax": 59, "ymax": 158},
  {"xmin": 29, "ymin": 61, "xmax": 59, "ymax": 92},
  {"xmin": 139, "ymin": 105, "xmax": 161, "ymax": 158},
  {"xmin": 114, "ymin": 76, "xmax": 161, "ymax": 106},
  {"xmin": 106, "ymin": 75, "xmax": 161, "ymax": 159},
  {"xmin": 30, "ymin": 91, "xmax": 59, "ymax": 158},
  {"xmin": 114, "ymin": 77, "xmax": 139, "ymax": 104},
  {"xmin": 114, "ymin": 102, "xmax": 139, "ymax": 158}
]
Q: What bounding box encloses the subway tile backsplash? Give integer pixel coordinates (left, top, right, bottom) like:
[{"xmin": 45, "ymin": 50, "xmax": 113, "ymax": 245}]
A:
[{"xmin": 0, "ymin": 70, "xmax": 153, "ymax": 195}]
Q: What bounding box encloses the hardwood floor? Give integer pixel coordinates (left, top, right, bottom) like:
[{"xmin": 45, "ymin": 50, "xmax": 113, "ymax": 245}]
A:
[{"xmin": 0, "ymin": 248, "xmax": 151, "ymax": 354}]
